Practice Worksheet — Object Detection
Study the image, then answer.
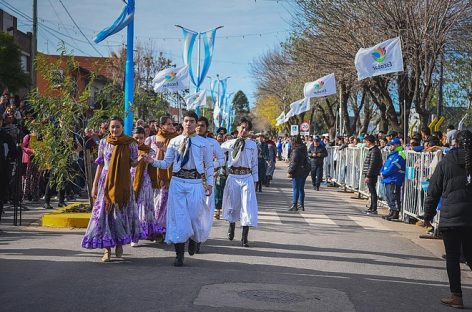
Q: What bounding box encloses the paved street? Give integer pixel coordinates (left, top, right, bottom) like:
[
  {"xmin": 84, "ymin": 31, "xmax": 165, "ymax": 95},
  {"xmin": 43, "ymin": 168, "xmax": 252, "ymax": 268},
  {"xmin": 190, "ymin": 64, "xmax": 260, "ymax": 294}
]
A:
[{"xmin": 1, "ymin": 162, "xmax": 471, "ymax": 312}]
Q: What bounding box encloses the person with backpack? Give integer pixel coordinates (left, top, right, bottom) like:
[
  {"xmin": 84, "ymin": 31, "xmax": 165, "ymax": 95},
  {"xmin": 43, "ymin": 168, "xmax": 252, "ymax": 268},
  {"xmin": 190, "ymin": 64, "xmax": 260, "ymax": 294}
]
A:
[{"xmin": 288, "ymin": 135, "xmax": 310, "ymax": 212}]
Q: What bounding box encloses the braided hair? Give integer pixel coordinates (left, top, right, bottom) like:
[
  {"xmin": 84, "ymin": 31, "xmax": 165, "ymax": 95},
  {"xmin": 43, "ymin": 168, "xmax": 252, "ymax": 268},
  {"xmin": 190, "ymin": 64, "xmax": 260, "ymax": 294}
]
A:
[{"xmin": 456, "ymin": 130, "xmax": 472, "ymax": 188}]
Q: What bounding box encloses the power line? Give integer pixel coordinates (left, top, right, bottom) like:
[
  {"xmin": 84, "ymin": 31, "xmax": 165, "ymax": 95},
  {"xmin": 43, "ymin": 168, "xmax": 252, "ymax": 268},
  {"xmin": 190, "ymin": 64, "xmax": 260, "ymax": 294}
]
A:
[
  {"xmin": 0, "ymin": 0, "xmax": 93, "ymax": 56},
  {"xmin": 57, "ymin": 0, "xmax": 103, "ymax": 57}
]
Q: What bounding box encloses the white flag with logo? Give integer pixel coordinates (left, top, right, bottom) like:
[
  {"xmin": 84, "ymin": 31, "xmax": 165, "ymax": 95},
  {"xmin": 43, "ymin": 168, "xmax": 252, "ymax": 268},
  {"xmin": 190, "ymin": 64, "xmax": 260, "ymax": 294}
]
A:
[
  {"xmin": 290, "ymin": 98, "xmax": 311, "ymax": 115},
  {"xmin": 284, "ymin": 108, "xmax": 294, "ymax": 123},
  {"xmin": 304, "ymin": 73, "xmax": 336, "ymax": 98},
  {"xmin": 354, "ymin": 37, "xmax": 404, "ymax": 81},
  {"xmin": 152, "ymin": 65, "xmax": 190, "ymax": 92},
  {"xmin": 185, "ymin": 89, "xmax": 207, "ymax": 110},
  {"xmin": 275, "ymin": 112, "xmax": 286, "ymax": 126}
]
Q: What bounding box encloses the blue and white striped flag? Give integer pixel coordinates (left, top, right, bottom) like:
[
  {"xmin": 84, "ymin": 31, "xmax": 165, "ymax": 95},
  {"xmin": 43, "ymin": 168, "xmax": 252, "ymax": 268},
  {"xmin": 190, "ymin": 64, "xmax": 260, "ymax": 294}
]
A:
[{"xmin": 94, "ymin": 0, "xmax": 134, "ymax": 43}]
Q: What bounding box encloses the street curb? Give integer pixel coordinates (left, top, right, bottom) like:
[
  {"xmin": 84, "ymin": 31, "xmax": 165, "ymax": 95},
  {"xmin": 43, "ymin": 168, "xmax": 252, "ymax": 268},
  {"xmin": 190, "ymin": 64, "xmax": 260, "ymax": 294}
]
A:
[{"xmin": 41, "ymin": 203, "xmax": 91, "ymax": 228}]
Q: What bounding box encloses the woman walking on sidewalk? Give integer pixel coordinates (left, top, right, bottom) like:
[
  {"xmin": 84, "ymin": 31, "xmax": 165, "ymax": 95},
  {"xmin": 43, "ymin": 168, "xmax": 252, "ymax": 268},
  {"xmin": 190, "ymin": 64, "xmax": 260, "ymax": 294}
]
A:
[
  {"xmin": 288, "ymin": 135, "xmax": 309, "ymax": 212},
  {"xmin": 424, "ymin": 130, "xmax": 472, "ymax": 309},
  {"xmin": 81, "ymin": 117, "xmax": 141, "ymax": 262}
]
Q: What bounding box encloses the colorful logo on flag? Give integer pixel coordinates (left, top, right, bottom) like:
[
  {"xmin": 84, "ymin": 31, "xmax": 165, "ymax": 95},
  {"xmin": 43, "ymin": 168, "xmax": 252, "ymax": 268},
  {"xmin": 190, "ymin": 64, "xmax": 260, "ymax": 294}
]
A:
[
  {"xmin": 314, "ymin": 80, "xmax": 325, "ymax": 90},
  {"xmin": 165, "ymin": 72, "xmax": 177, "ymax": 82},
  {"xmin": 372, "ymin": 47, "xmax": 386, "ymax": 63}
]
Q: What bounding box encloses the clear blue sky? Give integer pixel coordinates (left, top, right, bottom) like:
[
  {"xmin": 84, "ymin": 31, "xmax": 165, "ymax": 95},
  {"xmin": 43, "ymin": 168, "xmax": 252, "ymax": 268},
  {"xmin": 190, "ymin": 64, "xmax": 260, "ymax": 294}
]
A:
[{"xmin": 2, "ymin": 0, "xmax": 292, "ymax": 105}]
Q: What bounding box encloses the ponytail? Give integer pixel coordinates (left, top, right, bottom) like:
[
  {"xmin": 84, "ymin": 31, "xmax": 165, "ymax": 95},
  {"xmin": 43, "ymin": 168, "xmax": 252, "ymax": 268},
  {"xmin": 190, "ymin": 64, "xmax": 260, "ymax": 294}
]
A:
[{"xmin": 456, "ymin": 130, "xmax": 472, "ymax": 189}]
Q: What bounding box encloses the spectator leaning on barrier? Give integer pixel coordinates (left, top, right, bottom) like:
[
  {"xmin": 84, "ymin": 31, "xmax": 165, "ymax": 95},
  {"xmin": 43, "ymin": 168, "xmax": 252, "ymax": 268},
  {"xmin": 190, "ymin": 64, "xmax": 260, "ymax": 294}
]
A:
[
  {"xmin": 423, "ymin": 130, "xmax": 472, "ymax": 309},
  {"xmin": 381, "ymin": 137, "xmax": 406, "ymax": 221},
  {"xmin": 363, "ymin": 135, "xmax": 383, "ymax": 215},
  {"xmin": 308, "ymin": 137, "xmax": 328, "ymax": 191}
]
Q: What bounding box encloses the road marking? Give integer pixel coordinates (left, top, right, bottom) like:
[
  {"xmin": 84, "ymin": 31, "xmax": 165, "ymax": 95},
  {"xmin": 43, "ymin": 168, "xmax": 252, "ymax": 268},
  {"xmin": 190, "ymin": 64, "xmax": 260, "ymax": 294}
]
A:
[
  {"xmin": 299, "ymin": 213, "xmax": 337, "ymax": 225},
  {"xmin": 348, "ymin": 216, "xmax": 391, "ymax": 231},
  {"xmin": 258, "ymin": 211, "xmax": 282, "ymax": 225}
]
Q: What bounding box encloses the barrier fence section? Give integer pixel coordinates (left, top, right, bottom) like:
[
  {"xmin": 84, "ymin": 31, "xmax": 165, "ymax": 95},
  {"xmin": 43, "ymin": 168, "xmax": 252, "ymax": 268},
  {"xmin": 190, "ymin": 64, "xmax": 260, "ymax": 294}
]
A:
[{"xmin": 324, "ymin": 146, "xmax": 440, "ymax": 228}]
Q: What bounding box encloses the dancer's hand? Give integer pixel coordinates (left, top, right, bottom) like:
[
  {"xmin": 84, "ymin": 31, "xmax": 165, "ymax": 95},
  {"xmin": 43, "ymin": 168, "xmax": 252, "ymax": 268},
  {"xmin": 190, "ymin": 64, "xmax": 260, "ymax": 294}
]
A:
[
  {"xmin": 143, "ymin": 154, "xmax": 154, "ymax": 164},
  {"xmin": 205, "ymin": 185, "xmax": 213, "ymax": 196},
  {"xmin": 423, "ymin": 220, "xmax": 432, "ymax": 227}
]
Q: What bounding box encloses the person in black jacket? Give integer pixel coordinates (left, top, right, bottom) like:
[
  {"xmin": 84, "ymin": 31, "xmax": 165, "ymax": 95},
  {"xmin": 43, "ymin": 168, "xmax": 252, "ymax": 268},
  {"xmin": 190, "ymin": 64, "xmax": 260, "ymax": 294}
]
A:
[
  {"xmin": 363, "ymin": 135, "xmax": 383, "ymax": 214},
  {"xmin": 0, "ymin": 115, "xmax": 17, "ymax": 219},
  {"xmin": 308, "ymin": 137, "xmax": 328, "ymax": 191},
  {"xmin": 288, "ymin": 135, "xmax": 309, "ymax": 211},
  {"xmin": 424, "ymin": 130, "xmax": 472, "ymax": 309}
]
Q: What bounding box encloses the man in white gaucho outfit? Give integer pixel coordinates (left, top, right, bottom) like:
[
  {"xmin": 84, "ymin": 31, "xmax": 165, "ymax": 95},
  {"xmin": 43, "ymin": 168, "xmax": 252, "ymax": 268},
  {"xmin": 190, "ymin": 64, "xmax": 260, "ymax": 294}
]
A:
[
  {"xmin": 144, "ymin": 111, "xmax": 213, "ymax": 267},
  {"xmin": 195, "ymin": 116, "xmax": 225, "ymax": 252},
  {"xmin": 221, "ymin": 117, "xmax": 259, "ymax": 247}
]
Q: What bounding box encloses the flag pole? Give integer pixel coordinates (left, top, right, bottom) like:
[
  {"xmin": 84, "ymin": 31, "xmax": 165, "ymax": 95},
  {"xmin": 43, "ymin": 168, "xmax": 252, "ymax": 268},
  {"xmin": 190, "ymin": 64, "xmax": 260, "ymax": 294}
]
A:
[{"xmin": 124, "ymin": 12, "xmax": 134, "ymax": 135}]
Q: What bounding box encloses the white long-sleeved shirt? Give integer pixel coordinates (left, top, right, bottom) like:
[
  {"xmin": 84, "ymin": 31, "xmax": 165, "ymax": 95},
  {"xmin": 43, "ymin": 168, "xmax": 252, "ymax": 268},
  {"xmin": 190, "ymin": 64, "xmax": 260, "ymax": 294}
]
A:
[
  {"xmin": 151, "ymin": 134, "xmax": 214, "ymax": 186},
  {"xmin": 221, "ymin": 138, "xmax": 259, "ymax": 182},
  {"xmin": 206, "ymin": 137, "xmax": 225, "ymax": 169}
]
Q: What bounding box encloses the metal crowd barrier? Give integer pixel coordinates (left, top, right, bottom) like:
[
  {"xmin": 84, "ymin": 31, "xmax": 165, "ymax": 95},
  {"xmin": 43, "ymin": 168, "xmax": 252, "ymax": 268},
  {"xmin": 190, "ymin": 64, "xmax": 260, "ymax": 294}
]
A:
[{"xmin": 324, "ymin": 146, "xmax": 440, "ymax": 229}]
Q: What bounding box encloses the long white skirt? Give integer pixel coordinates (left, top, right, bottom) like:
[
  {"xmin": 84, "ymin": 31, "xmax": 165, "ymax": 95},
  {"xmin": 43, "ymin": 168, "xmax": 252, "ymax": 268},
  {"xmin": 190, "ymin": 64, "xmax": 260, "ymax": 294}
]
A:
[
  {"xmin": 204, "ymin": 190, "xmax": 216, "ymax": 235},
  {"xmin": 165, "ymin": 177, "xmax": 210, "ymax": 244},
  {"xmin": 222, "ymin": 174, "xmax": 258, "ymax": 227}
]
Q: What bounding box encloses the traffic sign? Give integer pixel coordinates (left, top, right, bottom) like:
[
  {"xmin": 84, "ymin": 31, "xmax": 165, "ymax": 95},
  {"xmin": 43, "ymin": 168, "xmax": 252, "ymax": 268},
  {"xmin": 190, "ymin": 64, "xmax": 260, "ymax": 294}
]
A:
[
  {"xmin": 300, "ymin": 122, "xmax": 310, "ymax": 132},
  {"xmin": 290, "ymin": 125, "xmax": 299, "ymax": 136}
]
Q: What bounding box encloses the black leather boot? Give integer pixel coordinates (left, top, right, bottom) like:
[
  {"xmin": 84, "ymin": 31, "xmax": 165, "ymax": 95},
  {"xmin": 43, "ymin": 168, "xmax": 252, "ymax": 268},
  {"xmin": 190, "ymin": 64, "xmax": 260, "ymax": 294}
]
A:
[
  {"xmin": 241, "ymin": 226, "xmax": 249, "ymax": 247},
  {"xmin": 188, "ymin": 239, "xmax": 197, "ymax": 256},
  {"xmin": 228, "ymin": 222, "xmax": 235, "ymax": 241},
  {"xmin": 288, "ymin": 204, "xmax": 298, "ymax": 212},
  {"xmin": 386, "ymin": 210, "xmax": 400, "ymax": 221},
  {"xmin": 174, "ymin": 243, "xmax": 185, "ymax": 267}
]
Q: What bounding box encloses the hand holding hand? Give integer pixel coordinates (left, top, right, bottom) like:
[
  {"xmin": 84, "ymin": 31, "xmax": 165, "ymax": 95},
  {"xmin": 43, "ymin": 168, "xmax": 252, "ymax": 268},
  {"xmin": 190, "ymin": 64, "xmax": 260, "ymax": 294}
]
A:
[
  {"xmin": 423, "ymin": 220, "xmax": 433, "ymax": 227},
  {"xmin": 364, "ymin": 177, "xmax": 370, "ymax": 184}
]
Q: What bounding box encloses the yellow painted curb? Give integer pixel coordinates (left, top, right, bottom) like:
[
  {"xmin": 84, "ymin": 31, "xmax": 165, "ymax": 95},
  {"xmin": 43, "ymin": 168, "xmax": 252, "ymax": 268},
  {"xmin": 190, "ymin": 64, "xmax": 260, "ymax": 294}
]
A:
[{"xmin": 41, "ymin": 203, "xmax": 91, "ymax": 228}]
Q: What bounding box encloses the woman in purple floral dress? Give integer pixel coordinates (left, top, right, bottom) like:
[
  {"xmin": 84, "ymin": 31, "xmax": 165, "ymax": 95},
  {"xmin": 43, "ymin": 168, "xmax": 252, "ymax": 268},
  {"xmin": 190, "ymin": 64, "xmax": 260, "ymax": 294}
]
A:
[
  {"xmin": 81, "ymin": 117, "xmax": 142, "ymax": 262},
  {"xmin": 130, "ymin": 127, "xmax": 159, "ymax": 245}
]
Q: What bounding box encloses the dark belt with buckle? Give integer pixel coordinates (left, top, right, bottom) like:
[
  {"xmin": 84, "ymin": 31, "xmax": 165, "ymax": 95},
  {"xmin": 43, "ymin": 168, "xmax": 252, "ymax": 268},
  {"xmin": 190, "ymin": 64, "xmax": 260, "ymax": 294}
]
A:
[
  {"xmin": 173, "ymin": 169, "xmax": 202, "ymax": 179},
  {"xmin": 229, "ymin": 166, "xmax": 252, "ymax": 175}
]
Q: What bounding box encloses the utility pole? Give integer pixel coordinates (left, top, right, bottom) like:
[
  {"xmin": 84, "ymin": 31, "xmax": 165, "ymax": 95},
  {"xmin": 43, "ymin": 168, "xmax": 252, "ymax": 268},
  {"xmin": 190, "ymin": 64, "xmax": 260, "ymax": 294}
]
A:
[{"xmin": 32, "ymin": 0, "xmax": 38, "ymax": 88}]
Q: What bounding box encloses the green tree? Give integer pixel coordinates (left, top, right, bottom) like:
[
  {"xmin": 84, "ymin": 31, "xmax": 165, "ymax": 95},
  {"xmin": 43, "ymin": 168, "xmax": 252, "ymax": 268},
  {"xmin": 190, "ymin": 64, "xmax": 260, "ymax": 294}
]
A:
[
  {"xmin": 27, "ymin": 50, "xmax": 121, "ymax": 207},
  {"xmin": 0, "ymin": 32, "xmax": 30, "ymax": 92},
  {"xmin": 232, "ymin": 90, "xmax": 250, "ymax": 129}
]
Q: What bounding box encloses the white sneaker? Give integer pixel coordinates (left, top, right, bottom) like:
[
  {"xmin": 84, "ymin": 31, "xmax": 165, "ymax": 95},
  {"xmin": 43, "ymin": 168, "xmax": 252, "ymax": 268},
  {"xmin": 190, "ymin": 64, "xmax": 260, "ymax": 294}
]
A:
[{"xmin": 130, "ymin": 242, "xmax": 138, "ymax": 247}]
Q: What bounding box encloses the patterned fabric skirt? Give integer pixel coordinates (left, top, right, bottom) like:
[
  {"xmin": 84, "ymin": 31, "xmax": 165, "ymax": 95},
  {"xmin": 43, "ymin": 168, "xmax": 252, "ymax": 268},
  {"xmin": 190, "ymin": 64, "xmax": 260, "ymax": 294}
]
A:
[
  {"xmin": 154, "ymin": 188, "xmax": 169, "ymax": 234},
  {"xmin": 23, "ymin": 162, "xmax": 41, "ymax": 201},
  {"xmin": 81, "ymin": 169, "xmax": 143, "ymax": 249},
  {"xmin": 136, "ymin": 173, "xmax": 161, "ymax": 240}
]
